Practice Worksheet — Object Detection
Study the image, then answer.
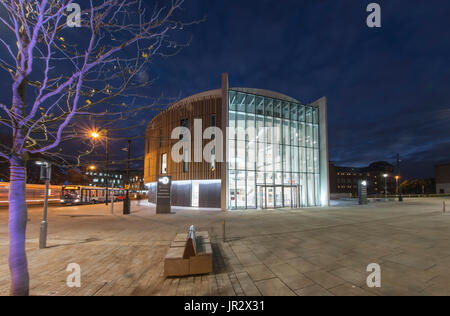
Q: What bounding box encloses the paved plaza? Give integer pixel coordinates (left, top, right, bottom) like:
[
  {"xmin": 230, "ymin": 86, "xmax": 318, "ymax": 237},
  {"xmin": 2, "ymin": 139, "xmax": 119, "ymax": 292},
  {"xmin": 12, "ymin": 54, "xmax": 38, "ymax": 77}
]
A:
[{"xmin": 0, "ymin": 198, "xmax": 449, "ymax": 296}]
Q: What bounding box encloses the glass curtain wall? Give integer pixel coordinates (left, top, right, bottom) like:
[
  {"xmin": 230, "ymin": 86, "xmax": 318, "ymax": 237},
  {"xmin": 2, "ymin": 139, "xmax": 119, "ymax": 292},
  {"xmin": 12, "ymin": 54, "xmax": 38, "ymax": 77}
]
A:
[{"xmin": 228, "ymin": 90, "xmax": 320, "ymax": 209}]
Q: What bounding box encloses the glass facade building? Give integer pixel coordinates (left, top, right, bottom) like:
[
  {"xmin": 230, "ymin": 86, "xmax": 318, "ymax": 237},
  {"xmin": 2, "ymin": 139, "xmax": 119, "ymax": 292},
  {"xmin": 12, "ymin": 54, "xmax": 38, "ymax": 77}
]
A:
[
  {"xmin": 228, "ymin": 90, "xmax": 321, "ymax": 209},
  {"xmin": 144, "ymin": 73, "xmax": 329, "ymax": 211}
]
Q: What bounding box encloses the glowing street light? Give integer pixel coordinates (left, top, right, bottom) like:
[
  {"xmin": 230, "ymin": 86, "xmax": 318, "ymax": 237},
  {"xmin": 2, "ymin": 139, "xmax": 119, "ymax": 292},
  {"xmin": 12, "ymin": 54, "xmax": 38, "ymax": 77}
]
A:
[
  {"xmin": 89, "ymin": 129, "xmax": 110, "ymax": 205},
  {"xmin": 395, "ymin": 175, "xmax": 400, "ymax": 196}
]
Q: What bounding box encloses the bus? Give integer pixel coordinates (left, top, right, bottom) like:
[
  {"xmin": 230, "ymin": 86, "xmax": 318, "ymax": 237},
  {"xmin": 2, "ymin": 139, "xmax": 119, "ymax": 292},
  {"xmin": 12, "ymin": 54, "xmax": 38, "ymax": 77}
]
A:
[{"xmin": 60, "ymin": 186, "xmax": 126, "ymax": 205}]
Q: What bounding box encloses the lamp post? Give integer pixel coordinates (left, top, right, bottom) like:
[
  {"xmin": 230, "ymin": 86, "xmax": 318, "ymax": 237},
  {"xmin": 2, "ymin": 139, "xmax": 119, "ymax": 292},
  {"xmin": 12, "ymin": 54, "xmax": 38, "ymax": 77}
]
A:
[
  {"xmin": 395, "ymin": 175, "xmax": 399, "ymax": 196},
  {"xmin": 37, "ymin": 161, "xmax": 51, "ymax": 249},
  {"xmin": 383, "ymin": 174, "xmax": 388, "ymax": 200},
  {"xmin": 397, "ymin": 154, "xmax": 403, "ymax": 202},
  {"xmin": 105, "ymin": 129, "xmax": 109, "ymax": 205},
  {"xmin": 90, "ymin": 129, "xmax": 109, "ymax": 205},
  {"xmin": 85, "ymin": 165, "xmax": 96, "ymax": 186},
  {"xmin": 123, "ymin": 139, "xmax": 131, "ymax": 215}
]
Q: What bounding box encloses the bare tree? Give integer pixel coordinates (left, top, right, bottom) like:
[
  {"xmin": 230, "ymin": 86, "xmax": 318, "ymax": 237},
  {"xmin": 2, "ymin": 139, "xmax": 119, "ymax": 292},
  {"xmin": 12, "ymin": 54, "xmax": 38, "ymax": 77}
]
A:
[{"xmin": 0, "ymin": 0, "xmax": 192, "ymax": 296}]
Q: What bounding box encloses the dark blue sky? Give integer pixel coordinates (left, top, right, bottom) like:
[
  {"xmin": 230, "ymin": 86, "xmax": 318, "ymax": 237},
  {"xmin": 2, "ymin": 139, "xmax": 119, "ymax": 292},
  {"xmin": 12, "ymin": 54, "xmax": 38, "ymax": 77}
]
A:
[
  {"xmin": 1, "ymin": 1, "xmax": 449, "ymax": 179},
  {"xmin": 143, "ymin": 0, "xmax": 450, "ymax": 179}
]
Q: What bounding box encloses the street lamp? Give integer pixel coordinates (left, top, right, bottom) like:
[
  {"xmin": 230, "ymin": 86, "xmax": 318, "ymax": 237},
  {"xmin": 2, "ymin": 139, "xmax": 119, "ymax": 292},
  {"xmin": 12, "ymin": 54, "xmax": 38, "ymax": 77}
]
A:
[
  {"xmin": 397, "ymin": 154, "xmax": 403, "ymax": 202},
  {"xmin": 383, "ymin": 174, "xmax": 388, "ymax": 200},
  {"xmin": 395, "ymin": 175, "xmax": 400, "ymax": 197},
  {"xmin": 84, "ymin": 165, "xmax": 96, "ymax": 186},
  {"xmin": 36, "ymin": 161, "xmax": 51, "ymax": 249},
  {"xmin": 90, "ymin": 129, "xmax": 109, "ymax": 205},
  {"xmin": 122, "ymin": 139, "xmax": 131, "ymax": 215}
]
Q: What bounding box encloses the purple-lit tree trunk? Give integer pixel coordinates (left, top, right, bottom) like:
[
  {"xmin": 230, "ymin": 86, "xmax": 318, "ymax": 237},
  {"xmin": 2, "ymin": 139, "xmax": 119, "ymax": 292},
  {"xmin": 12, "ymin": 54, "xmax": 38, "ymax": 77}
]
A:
[
  {"xmin": 8, "ymin": 72, "xmax": 30, "ymax": 295},
  {"xmin": 8, "ymin": 155, "xmax": 29, "ymax": 296},
  {"xmin": 0, "ymin": 0, "xmax": 191, "ymax": 296}
]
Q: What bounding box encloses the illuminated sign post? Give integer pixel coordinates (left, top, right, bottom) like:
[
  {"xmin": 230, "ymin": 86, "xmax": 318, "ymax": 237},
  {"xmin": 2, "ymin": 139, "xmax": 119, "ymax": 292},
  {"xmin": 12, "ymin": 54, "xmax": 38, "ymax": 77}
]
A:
[
  {"xmin": 358, "ymin": 180, "xmax": 368, "ymax": 205},
  {"xmin": 157, "ymin": 176, "xmax": 172, "ymax": 214}
]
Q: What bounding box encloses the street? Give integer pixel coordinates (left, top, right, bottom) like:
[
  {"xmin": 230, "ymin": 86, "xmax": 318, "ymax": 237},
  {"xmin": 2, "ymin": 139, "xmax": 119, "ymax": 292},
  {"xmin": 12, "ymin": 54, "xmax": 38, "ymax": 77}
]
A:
[{"xmin": 0, "ymin": 198, "xmax": 450, "ymax": 296}]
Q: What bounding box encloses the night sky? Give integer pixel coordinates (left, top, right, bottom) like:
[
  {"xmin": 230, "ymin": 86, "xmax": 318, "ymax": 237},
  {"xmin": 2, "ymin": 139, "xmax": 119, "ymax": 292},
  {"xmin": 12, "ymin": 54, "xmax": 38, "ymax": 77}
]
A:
[
  {"xmin": 144, "ymin": 0, "xmax": 450, "ymax": 179},
  {"xmin": 1, "ymin": 0, "xmax": 450, "ymax": 179}
]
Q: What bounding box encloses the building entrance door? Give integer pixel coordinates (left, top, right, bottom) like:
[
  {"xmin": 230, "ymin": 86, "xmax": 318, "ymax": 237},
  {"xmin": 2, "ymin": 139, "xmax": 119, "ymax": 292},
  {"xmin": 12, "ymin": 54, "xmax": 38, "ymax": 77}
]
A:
[
  {"xmin": 291, "ymin": 186, "xmax": 301, "ymax": 208},
  {"xmin": 283, "ymin": 186, "xmax": 292, "ymax": 208},
  {"xmin": 256, "ymin": 185, "xmax": 300, "ymax": 209},
  {"xmin": 257, "ymin": 185, "xmax": 264, "ymax": 209},
  {"xmin": 266, "ymin": 186, "xmax": 275, "ymax": 208}
]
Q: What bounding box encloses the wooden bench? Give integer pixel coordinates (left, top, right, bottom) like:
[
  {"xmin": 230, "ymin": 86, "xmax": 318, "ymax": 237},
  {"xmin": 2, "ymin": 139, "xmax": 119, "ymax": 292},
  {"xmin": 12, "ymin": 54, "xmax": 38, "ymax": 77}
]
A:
[{"xmin": 164, "ymin": 226, "xmax": 213, "ymax": 277}]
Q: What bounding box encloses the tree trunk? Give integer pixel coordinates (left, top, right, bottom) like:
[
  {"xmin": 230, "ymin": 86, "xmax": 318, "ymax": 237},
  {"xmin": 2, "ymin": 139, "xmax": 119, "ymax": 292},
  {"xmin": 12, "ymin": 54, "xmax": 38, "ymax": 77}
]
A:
[{"xmin": 8, "ymin": 156, "xmax": 29, "ymax": 296}]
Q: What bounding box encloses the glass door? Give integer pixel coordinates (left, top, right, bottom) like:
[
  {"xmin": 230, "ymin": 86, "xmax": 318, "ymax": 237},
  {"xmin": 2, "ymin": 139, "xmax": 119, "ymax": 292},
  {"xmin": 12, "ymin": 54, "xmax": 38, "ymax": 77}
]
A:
[
  {"xmin": 291, "ymin": 186, "xmax": 299, "ymax": 208},
  {"xmin": 266, "ymin": 186, "xmax": 275, "ymax": 208},
  {"xmin": 257, "ymin": 185, "xmax": 265, "ymax": 209},
  {"xmin": 283, "ymin": 187, "xmax": 292, "ymax": 208},
  {"xmin": 275, "ymin": 186, "xmax": 283, "ymax": 208}
]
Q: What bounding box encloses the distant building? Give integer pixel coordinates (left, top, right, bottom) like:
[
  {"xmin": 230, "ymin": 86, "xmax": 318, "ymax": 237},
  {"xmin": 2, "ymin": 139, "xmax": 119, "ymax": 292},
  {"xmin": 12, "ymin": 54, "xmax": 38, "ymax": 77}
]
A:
[
  {"xmin": 84, "ymin": 169, "xmax": 125, "ymax": 188},
  {"xmin": 329, "ymin": 161, "xmax": 395, "ymax": 197},
  {"xmin": 435, "ymin": 163, "xmax": 450, "ymax": 194},
  {"xmin": 127, "ymin": 170, "xmax": 145, "ymax": 192},
  {"xmin": 84, "ymin": 169, "xmax": 144, "ymax": 192}
]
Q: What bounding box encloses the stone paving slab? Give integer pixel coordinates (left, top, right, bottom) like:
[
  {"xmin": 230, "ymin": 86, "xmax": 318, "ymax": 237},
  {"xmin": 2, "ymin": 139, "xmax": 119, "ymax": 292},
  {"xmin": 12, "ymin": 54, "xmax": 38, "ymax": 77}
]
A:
[
  {"xmin": 0, "ymin": 198, "xmax": 449, "ymax": 296},
  {"xmin": 254, "ymin": 278, "xmax": 296, "ymax": 296},
  {"xmin": 295, "ymin": 284, "xmax": 333, "ymax": 296}
]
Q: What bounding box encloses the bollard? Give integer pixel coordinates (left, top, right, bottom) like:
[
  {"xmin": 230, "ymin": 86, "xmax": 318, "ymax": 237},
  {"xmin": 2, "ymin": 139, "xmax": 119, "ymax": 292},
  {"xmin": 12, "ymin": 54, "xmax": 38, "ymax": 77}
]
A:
[
  {"xmin": 444, "ymin": 201, "xmax": 446, "ymax": 213},
  {"xmin": 39, "ymin": 220, "xmax": 48, "ymax": 249},
  {"xmin": 222, "ymin": 220, "xmax": 226, "ymax": 243}
]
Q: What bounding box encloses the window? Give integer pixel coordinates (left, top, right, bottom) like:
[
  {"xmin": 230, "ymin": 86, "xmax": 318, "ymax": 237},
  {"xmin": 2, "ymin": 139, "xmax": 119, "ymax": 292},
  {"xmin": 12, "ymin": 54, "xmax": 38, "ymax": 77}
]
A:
[
  {"xmin": 161, "ymin": 153, "xmax": 167, "ymax": 174},
  {"xmin": 228, "ymin": 91, "xmax": 321, "ymax": 209},
  {"xmin": 237, "ymin": 92, "xmax": 246, "ymax": 112},
  {"xmin": 246, "ymin": 94, "xmax": 255, "ymax": 113}
]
